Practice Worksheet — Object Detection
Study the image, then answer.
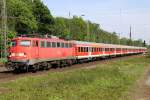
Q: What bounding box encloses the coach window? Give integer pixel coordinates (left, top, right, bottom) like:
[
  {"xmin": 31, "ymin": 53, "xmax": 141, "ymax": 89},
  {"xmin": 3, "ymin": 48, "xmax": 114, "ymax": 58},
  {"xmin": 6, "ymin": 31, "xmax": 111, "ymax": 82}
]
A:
[
  {"xmin": 110, "ymin": 48, "xmax": 113, "ymax": 51},
  {"xmin": 68, "ymin": 43, "xmax": 70, "ymax": 48},
  {"xmin": 94, "ymin": 48, "xmax": 96, "ymax": 52},
  {"xmin": 52, "ymin": 42, "xmax": 56, "ymax": 48},
  {"xmin": 86, "ymin": 47, "xmax": 88, "ymax": 52},
  {"xmin": 110, "ymin": 48, "xmax": 112, "ymax": 51},
  {"xmin": 83, "ymin": 47, "xmax": 85, "ymax": 52},
  {"xmin": 61, "ymin": 43, "xmax": 65, "ymax": 48},
  {"xmin": 95, "ymin": 48, "xmax": 97, "ymax": 52},
  {"xmin": 84, "ymin": 47, "xmax": 86, "ymax": 52},
  {"xmin": 92, "ymin": 48, "xmax": 94, "ymax": 52},
  {"xmin": 65, "ymin": 43, "xmax": 68, "ymax": 48},
  {"xmin": 100, "ymin": 48, "xmax": 103, "ymax": 52},
  {"xmin": 85, "ymin": 47, "xmax": 87, "ymax": 52},
  {"xmin": 105, "ymin": 48, "xmax": 109, "ymax": 52},
  {"xmin": 69, "ymin": 43, "xmax": 72, "ymax": 48},
  {"xmin": 80, "ymin": 47, "xmax": 82, "ymax": 52},
  {"xmin": 81, "ymin": 47, "xmax": 83, "ymax": 52},
  {"xmin": 40, "ymin": 41, "xmax": 45, "ymax": 48},
  {"xmin": 57, "ymin": 42, "xmax": 61, "ymax": 48},
  {"xmin": 82, "ymin": 47, "xmax": 85, "ymax": 52},
  {"xmin": 47, "ymin": 42, "xmax": 51, "ymax": 48},
  {"xmin": 78, "ymin": 47, "xmax": 80, "ymax": 52},
  {"xmin": 82, "ymin": 47, "xmax": 84, "ymax": 52}
]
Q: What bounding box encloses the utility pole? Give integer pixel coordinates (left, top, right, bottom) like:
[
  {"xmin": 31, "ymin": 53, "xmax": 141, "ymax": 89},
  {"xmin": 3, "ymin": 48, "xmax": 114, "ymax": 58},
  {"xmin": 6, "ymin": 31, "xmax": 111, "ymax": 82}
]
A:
[
  {"xmin": 87, "ymin": 21, "xmax": 90, "ymax": 41},
  {"xmin": 129, "ymin": 26, "xmax": 132, "ymax": 46},
  {"xmin": 68, "ymin": 12, "xmax": 71, "ymax": 39},
  {"xmin": 81, "ymin": 14, "xmax": 90, "ymax": 41},
  {"xmin": 129, "ymin": 26, "xmax": 132, "ymax": 40},
  {"xmin": 1, "ymin": 0, "xmax": 7, "ymax": 59}
]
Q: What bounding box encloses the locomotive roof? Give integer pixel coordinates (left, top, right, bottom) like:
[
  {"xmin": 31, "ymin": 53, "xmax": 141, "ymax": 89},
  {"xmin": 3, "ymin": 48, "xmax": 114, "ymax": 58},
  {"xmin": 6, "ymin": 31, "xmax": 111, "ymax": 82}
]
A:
[{"xmin": 12, "ymin": 37, "xmax": 68, "ymax": 42}]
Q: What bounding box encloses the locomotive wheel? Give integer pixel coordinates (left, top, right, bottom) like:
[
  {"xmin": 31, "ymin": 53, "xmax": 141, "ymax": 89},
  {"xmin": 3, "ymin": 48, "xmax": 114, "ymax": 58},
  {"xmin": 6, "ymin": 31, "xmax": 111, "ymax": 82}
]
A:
[
  {"xmin": 31, "ymin": 64, "xmax": 39, "ymax": 73},
  {"xmin": 60, "ymin": 61, "xmax": 66, "ymax": 68},
  {"xmin": 14, "ymin": 67, "xmax": 22, "ymax": 73},
  {"xmin": 24, "ymin": 65, "xmax": 29, "ymax": 72},
  {"xmin": 45, "ymin": 63, "xmax": 52, "ymax": 70}
]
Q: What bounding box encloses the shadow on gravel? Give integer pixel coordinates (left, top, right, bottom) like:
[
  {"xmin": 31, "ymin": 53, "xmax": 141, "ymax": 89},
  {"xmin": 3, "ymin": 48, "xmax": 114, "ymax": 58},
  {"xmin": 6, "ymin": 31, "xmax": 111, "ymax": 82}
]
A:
[{"xmin": 0, "ymin": 71, "xmax": 12, "ymax": 74}]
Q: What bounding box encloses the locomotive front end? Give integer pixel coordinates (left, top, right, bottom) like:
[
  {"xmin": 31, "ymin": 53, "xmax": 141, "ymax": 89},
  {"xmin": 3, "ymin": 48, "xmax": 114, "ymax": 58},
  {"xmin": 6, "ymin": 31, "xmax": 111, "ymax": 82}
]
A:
[{"xmin": 6, "ymin": 38, "xmax": 31, "ymax": 71}]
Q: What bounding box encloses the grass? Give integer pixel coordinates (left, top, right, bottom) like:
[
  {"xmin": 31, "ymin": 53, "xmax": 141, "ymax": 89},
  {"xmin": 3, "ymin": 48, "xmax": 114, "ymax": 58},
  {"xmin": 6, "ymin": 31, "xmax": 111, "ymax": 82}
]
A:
[
  {"xmin": 0, "ymin": 56, "xmax": 150, "ymax": 100},
  {"xmin": 0, "ymin": 58, "xmax": 7, "ymax": 64}
]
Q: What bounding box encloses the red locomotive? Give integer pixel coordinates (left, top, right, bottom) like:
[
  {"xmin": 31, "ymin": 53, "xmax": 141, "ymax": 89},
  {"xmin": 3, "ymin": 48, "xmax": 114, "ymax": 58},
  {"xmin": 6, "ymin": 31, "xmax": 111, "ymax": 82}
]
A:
[{"xmin": 6, "ymin": 35, "xmax": 147, "ymax": 72}]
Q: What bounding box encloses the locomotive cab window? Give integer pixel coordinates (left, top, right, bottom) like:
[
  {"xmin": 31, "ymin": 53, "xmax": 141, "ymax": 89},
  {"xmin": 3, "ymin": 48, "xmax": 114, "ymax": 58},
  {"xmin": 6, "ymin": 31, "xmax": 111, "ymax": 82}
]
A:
[
  {"xmin": 20, "ymin": 40, "xmax": 31, "ymax": 46},
  {"xmin": 11, "ymin": 40, "xmax": 17, "ymax": 47}
]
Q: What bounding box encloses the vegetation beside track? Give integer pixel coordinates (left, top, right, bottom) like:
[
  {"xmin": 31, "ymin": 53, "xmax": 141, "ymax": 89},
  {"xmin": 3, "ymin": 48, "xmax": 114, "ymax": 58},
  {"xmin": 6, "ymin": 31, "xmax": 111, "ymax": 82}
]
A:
[
  {"xmin": 0, "ymin": 58, "xmax": 7, "ymax": 65},
  {"xmin": 0, "ymin": 56, "xmax": 149, "ymax": 100}
]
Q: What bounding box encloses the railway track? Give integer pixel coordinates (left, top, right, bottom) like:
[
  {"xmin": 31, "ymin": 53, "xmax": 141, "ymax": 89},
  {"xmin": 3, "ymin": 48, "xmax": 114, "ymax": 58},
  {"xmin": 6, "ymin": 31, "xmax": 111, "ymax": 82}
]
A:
[{"xmin": 0, "ymin": 55, "xmax": 144, "ymax": 83}]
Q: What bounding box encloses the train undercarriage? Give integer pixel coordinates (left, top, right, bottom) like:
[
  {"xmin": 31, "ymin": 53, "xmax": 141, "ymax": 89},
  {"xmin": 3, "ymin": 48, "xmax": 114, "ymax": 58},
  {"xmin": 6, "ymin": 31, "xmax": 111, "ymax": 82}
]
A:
[{"xmin": 6, "ymin": 53, "xmax": 144, "ymax": 73}]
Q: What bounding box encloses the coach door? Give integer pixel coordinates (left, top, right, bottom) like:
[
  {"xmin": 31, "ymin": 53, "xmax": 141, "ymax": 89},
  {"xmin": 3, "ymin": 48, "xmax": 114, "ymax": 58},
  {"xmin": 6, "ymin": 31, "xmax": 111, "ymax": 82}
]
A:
[{"xmin": 33, "ymin": 40, "xmax": 39, "ymax": 58}]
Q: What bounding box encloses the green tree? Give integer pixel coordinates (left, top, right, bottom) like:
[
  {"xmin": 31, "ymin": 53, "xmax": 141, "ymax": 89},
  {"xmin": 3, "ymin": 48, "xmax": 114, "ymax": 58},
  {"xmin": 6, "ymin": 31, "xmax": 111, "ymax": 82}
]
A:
[
  {"xmin": 52, "ymin": 17, "xmax": 69, "ymax": 38},
  {"xmin": 7, "ymin": 0, "xmax": 37, "ymax": 34},
  {"xmin": 32, "ymin": 0, "xmax": 54, "ymax": 34}
]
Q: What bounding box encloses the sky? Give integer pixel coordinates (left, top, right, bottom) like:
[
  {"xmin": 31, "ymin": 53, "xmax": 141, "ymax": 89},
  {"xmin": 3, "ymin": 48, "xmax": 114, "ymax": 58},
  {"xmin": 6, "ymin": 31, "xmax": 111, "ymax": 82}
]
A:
[{"xmin": 43, "ymin": 0, "xmax": 150, "ymax": 43}]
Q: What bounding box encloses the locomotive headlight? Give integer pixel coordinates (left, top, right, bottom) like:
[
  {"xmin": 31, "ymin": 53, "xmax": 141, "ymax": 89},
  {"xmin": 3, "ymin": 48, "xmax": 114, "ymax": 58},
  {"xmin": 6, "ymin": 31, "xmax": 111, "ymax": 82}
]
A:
[
  {"xmin": 17, "ymin": 53, "xmax": 27, "ymax": 57},
  {"xmin": 10, "ymin": 53, "xmax": 27, "ymax": 57},
  {"xmin": 11, "ymin": 53, "xmax": 15, "ymax": 56},
  {"xmin": 18, "ymin": 53, "xmax": 24, "ymax": 57},
  {"xmin": 9, "ymin": 53, "xmax": 15, "ymax": 57}
]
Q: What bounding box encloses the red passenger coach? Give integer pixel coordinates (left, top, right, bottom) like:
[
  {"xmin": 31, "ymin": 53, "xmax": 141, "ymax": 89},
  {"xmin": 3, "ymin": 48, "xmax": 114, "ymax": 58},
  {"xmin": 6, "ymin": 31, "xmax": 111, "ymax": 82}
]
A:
[{"xmin": 72, "ymin": 41, "xmax": 147, "ymax": 61}]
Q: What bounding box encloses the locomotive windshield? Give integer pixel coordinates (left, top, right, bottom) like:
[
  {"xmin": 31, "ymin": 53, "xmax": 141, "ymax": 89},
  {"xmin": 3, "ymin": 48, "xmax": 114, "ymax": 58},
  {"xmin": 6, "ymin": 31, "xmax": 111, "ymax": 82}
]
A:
[
  {"xmin": 20, "ymin": 40, "xmax": 31, "ymax": 46},
  {"xmin": 11, "ymin": 40, "xmax": 17, "ymax": 47}
]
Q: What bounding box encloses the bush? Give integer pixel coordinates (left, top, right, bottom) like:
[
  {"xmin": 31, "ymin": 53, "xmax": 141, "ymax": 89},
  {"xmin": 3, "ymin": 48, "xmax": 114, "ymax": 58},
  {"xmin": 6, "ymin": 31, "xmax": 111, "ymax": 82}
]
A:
[{"xmin": 146, "ymin": 47, "xmax": 150, "ymax": 58}]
